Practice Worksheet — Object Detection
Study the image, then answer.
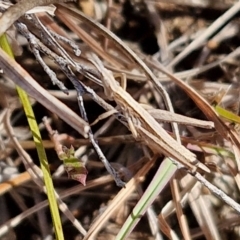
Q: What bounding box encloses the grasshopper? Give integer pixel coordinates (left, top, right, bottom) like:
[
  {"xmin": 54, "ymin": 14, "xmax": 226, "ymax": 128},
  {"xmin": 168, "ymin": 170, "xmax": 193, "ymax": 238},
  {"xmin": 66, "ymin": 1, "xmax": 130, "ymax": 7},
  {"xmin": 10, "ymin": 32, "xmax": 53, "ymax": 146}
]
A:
[{"xmin": 89, "ymin": 55, "xmax": 209, "ymax": 174}]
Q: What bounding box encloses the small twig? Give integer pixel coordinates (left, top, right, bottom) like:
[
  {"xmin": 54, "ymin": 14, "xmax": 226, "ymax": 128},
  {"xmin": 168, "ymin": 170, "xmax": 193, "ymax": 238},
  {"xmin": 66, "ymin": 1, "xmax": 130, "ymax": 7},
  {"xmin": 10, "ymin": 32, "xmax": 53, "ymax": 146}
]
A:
[
  {"xmin": 43, "ymin": 117, "xmax": 75, "ymax": 156},
  {"xmin": 16, "ymin": 21, "xmax": 69, "ymax": 93},
  {"xmin": 162, "ymin": 158, "xmax": 240, "ymax": 215},
  {"xmin": 28, "ymin": 14, "xmax": 81, "ymax": 68},
  {"xmin": 34, "ymin": 47, "xmax": 69, "ymax": 93},
  {"xmin": 59, "ymin": 65, "xmax": 125, "ymax": 187},
  {"xmin": 49, "ymin": 30, "xmax": 81, "ymax": 56},
  {"xmin": 194, "ymin": 172, "xmax": 240, "ymax": 214},
  {"xmin": 78, "ymin": 93, "xmax": 125, "ymax": 187}
]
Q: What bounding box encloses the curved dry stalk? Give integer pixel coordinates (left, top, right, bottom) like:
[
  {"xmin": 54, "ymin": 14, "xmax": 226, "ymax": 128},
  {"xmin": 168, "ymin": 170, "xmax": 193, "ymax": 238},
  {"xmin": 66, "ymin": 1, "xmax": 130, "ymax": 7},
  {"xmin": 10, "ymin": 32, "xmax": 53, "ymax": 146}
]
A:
[{"xmin": 0, "ymin": 0, "xmax": 74, "ymax": 36}]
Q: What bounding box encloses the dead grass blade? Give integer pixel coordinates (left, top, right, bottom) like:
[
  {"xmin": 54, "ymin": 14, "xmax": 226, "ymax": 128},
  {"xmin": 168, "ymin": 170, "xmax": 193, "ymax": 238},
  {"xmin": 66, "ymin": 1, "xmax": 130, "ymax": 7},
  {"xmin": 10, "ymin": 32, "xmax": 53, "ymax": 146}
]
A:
[
  {"xmin": 170, "ymin": 178, "xmax": 191, "ymax": 240},
  {"xmin": 148, "ymin": 108, "xmax": 214, "ymax": 129}
]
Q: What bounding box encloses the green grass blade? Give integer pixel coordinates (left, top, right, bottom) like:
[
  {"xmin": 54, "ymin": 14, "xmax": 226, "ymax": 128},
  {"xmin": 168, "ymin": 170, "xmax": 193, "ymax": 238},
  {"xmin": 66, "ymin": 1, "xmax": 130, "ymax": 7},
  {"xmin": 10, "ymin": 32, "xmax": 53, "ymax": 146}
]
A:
[
  {"xmin": 215, "ymin": 105, "xmax": 240, "ymax": 124},
  {"xmin": 116, "ymin": 158, "xmax": 177, "ymax": 240},
  {"xmin": 0, "ymin": 34, "xmax": 64, "ymax": 240}
]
